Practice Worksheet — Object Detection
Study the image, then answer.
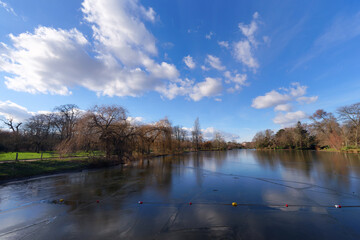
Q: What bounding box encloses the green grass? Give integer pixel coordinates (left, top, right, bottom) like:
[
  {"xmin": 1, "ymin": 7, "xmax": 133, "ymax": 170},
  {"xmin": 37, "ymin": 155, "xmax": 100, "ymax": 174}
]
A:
[
  {"xmin": 0, "ymin": 152, "xmax": 58, "ymax": 161},
  {"xmin": 0, "ymin": 151, "xmax": 104, "ymax": 161},
  {"xmin": 0, "ymin": 158, "xmax": 115, "ymax": 181}
]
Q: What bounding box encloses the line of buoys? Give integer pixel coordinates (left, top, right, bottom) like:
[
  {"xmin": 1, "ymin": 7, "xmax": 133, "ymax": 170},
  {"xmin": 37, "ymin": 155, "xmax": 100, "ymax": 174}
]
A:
[{"xmin": 135, "ymin": 201, "xmax": 349, "ymax": 209}]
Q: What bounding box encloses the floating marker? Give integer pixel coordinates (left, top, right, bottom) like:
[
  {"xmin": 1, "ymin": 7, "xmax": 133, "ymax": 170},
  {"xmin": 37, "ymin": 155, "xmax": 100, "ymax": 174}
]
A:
[
  {"xmin": 335, "ymin": 205, "xmax": 341, "ymax": 208},
  {"xmin": 232, "ymin": 202, "xmax": 238, "ymax": 207},
  {"xmin": 59, "ymin": 199, "xmax": 64, "ymax": 203},
  {"xmin": 189, "ymin": 202, "xmax": 192, "ymax": 205},
  {"xmin": 285, "ymin": 204, "xmax": 288, "ymax": 207},
  {"xmin": 96, "ymin": 200, "xmax": 100, "ymax": 203},
  {"xmin": 138, "ymin": 201, "xmax": 143, "ymax": 204}
]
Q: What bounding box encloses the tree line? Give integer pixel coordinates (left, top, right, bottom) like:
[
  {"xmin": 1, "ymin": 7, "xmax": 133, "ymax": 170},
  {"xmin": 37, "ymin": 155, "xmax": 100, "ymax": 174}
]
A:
[
  {"xmin": 0, "ymin": 104, "xmax": 241, "ymax": 161},
  {"xmin": 252, "ymin": 102, "xmax": 360, "ymax": 151}
]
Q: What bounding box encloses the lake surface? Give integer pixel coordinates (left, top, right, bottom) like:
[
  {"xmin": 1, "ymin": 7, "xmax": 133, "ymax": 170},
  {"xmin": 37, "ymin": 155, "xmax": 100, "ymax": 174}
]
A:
[{"xmin": 1, "ymin": 149, "xmax": 360, "ymax": 239}]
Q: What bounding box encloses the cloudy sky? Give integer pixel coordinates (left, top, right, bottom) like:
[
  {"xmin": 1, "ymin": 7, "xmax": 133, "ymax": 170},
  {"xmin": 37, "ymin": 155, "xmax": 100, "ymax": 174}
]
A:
[{"xmin": 1, "ymin": 0, "xmax": 360, "ymax": 141}]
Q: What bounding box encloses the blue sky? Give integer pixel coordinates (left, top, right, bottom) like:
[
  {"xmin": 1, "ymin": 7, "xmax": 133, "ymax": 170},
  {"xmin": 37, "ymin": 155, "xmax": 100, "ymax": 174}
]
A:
[{"xmin": 0, "ymin": 0, "xmax": 360, "ymax": 141}]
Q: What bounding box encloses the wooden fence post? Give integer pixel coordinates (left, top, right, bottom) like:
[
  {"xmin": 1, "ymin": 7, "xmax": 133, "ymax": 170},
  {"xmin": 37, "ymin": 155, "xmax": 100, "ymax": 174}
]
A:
[
  {"xmin": 15, "ymin": 152, "xmax": 18, "ymax": 161},
  {"xmin": 41, "ymin": 152, "xmax": 43, "ymax": 160}
]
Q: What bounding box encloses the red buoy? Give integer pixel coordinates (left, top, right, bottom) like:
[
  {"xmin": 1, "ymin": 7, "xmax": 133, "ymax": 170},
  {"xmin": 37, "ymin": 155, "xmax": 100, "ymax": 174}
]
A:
[
  {"xmin": 189, "ymin": 202, "xmax": 192, "ymax": 205},
  {"xmin": 138, "ymin": 201, "xmax": 143, "ymax": 204},
  {"xmin": 96, "ymin": 200, "xmax": 100, "ymax": 203},
  {"xmin": 285, "ymin": 204, "xmax": 288, "ymax": 207}
]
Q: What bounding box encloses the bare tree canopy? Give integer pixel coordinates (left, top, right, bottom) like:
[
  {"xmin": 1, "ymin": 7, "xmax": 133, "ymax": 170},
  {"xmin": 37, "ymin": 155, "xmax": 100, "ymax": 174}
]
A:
[{"xmin": 337, "ymin": 102, "xmax": 360, "ymax": 147}]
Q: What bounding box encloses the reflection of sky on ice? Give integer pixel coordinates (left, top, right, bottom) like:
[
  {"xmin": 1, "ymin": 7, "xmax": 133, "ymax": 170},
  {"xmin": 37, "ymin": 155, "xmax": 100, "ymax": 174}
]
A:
[{"xmin": 1, "ymin": 150, "xmax": 360, "ymax": 239}]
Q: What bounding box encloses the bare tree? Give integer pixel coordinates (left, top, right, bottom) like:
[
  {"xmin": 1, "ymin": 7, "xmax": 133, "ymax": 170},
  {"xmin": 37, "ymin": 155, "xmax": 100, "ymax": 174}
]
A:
[
  {"xmin": 310, "ymin": 109, "xmax": 342, "ymax": 150},
  {"xmin": 192, "ymin": 117, "xmax": 202, "ymax": 151},
  {"xmin": 2, "ymin": 117, "xmax": 22, "ymax": 134},
  {"xmin": 337, "ymin": 102, "xmax": 360, "ymax": 147},
  {"xmin": 24, "ymin": 114, "xmax": 53, "ymax": 152},
  {"xmin": 53, "ymin": 104, "xmax": 80, "ymax": 140}
]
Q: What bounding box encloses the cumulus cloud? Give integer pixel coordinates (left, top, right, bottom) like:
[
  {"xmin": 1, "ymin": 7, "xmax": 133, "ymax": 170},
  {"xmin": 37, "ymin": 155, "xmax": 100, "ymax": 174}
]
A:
[
  {"xmin": 189, "ymin": 77, "xmax": 222, "ymax": 101},
  {"xmin": 183, "ymin": 55, "xmax": 196, "ymax": 69},
  {"xmin": 252, "ymin": 82, "xmax": 318, "ymax": 126},
  {"xmin": 182, "ymin": 126, "xmax": 239, "ymax": 142},
  {"xmin": 297, "ymin": 96, "xmax": 318, "ymax": 104},
  {"xmin": 126, "ymin": 116, "xmax": 144, "ymax": 124},
  {"xmin": 201, "ymin": 65, "xmax": 210, "ymax": 71},
  {"xmin": 233, "ymin": 40, "xmax": 259, "ymax": 70},
  {"xmin": 0, "ymin": 100, "xmax": 34, "ymax": 122},
  {"xmin": 274, "ymin": 104, "xmax": 292, "ymax": 112},
  {"xmin": 157, "ymin": 78, "xmax": 194, "ymax": 100},
  {"xmin": 273, "ymin": 111, "xmax": 307, "ymax": 126},
  {"xmin": 232, "ymin": 12, "xmax": 262, "ymax": 70},
  {"xmin": 205, "ymin": 32, "xmax": 214, "ymax": 39},
  {"xmin": 218, "ymin": 41, "xmax": 229, "ymax": 49},
  {"xmin": 224, "ymin": 71, "xmax": 247, "ymax": 93},
  {"xmin": 0, "ymin": 0, "xmax": 184, "ymax": 99},
  {"xmin": 251, "ymin": 82, "xmax": 317, "ymax": 109},
  {"xmin": 289, "ymin": 82, "xmax": 307, "ymax": 97},
  {"xmin": 205, "ymin": 55, "xmax": 226, "ymax": 71},
  {"xmin": 252, "ymin": 90, "xmax": 291, "ymax": 109}
]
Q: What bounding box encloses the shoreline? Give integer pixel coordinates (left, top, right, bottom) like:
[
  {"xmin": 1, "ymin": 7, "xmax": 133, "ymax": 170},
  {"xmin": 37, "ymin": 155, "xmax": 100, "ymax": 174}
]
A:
[
  {"xmin": 0, "ymin": 151, "xmax": 197, "ymax": 185},
  {"xmin": 253, "ymin": 148, "xmax": 360, "ymax": 154}
]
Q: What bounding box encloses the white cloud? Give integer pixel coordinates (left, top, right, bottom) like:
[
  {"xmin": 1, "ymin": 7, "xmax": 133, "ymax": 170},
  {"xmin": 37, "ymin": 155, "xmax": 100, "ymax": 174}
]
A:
[
  {"xmin": 205, "ymin": 55, "xmax": 226, "ymax": 71},
  {"xmin": 157, "ymin": 78, "xmax": 194, "ymax": 100},
  {"xmin": 183, "ymin": 55, "xmax": 196, "ymax": 69},
  {"xmin": 0, "ymin": 0, "xmax": 183, "ymax": 99},
  {"xmin": 274, "ymin": 104, "xmax": 292, "ymax": 112},
  {"xmin": 251, "ymin": 83, "xmax": 317, "ymax": 109},
  {"xmin": 273, "ymin": 111, "xmax": 307, "ymax": 126},
  {"xmin": 232, "ymin": 12, "xmax": 263, "ymax": 71},
  {"xmin": 252, "ymin": 90, "xmax": 291, "ymax": 109},
  {"xmin": 224, "ymin": 71, "xmax": 247, "ymax": 85},
  {"xmin": 0, "ymin": 0, "xmax": 16, "ymax": 16},
  {"xmin": 218, "ymin": 41, "xmax": 229, "ymax": 49},
  {"xmin": 224, "ymin": 71, "xmax": 247, "ymax": 92},
  {"xmin": 182, "ymin": 126, "xmax": 239, "ymax": 142},
  {"xmin": 0, "ymin": 100, "xmax": 34, "ymax": 122},
  {"xmin": 297, "ymin": 96, "xmax": 318, "ymax": 104},
  {"xmin": 126, "ymin": 116, "xmax": 144, "ymax": 124},
  {"xmin": 233, "ymin": 40, "xmax": 259, "ymax": 70},
  {"xmin": 189, "ymin": 77, "xmax": 222, "ymax": 101},
  {"xmin": 289, "ymin": 82, "xmax": 307, "ymax": 97},
  {"xmin": 252, "ymin": 83, "xmax": 318, "ymax": 126},
  {"xmin": 201, "ymin": 65, "xmax": 210, "ymax": 71},
  {"xmin": 205, "ymin": 32, "xmax": 214, "ymax": 39},
  {"xmin": 238, "ymin": 13, "xmax": 259, "ymax": 45}
]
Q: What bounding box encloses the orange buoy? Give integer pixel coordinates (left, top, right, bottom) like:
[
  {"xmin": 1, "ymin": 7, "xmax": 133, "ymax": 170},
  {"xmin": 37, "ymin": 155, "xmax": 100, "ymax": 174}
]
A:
[{"xmin": 232, "ymin": 202, "xmax": 238, "ymax": 206}]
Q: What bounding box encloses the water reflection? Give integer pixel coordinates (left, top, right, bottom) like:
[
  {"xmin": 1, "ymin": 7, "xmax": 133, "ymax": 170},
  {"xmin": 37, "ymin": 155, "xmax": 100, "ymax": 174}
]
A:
[{"xmin": 1, "ymin": 150, "xmax": 360, "ymax": 239}]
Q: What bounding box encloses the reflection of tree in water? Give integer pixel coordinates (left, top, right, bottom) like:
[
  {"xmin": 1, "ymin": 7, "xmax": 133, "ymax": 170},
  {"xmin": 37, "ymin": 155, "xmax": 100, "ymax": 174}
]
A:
[{"xmin": 252, "ymin": 150, "xmax": 360, "ymax": 189}]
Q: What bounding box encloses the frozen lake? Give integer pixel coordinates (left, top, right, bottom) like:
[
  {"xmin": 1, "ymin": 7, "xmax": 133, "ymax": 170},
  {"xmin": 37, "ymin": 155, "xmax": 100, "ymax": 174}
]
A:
[{"xmin": 1, "ymin": 149, "xmax": 360, "ymax": 239}]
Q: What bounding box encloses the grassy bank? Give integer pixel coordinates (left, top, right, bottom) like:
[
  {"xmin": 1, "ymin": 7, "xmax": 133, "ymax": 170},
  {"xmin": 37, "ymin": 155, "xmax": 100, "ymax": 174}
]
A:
[
  {"xmin": 0, "ymin": 158, "xmax": 120, "ymax": 182},
  {"xmin": 0, "ymin": 151, "xmax": 104, "ymax": 161}
]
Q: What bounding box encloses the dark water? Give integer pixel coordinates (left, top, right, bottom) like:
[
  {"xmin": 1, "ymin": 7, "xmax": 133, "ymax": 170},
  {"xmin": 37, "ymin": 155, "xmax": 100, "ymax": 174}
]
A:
[{"xmin": 1, "ymin": 150, "xmax": 360, "ymax": 239}]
